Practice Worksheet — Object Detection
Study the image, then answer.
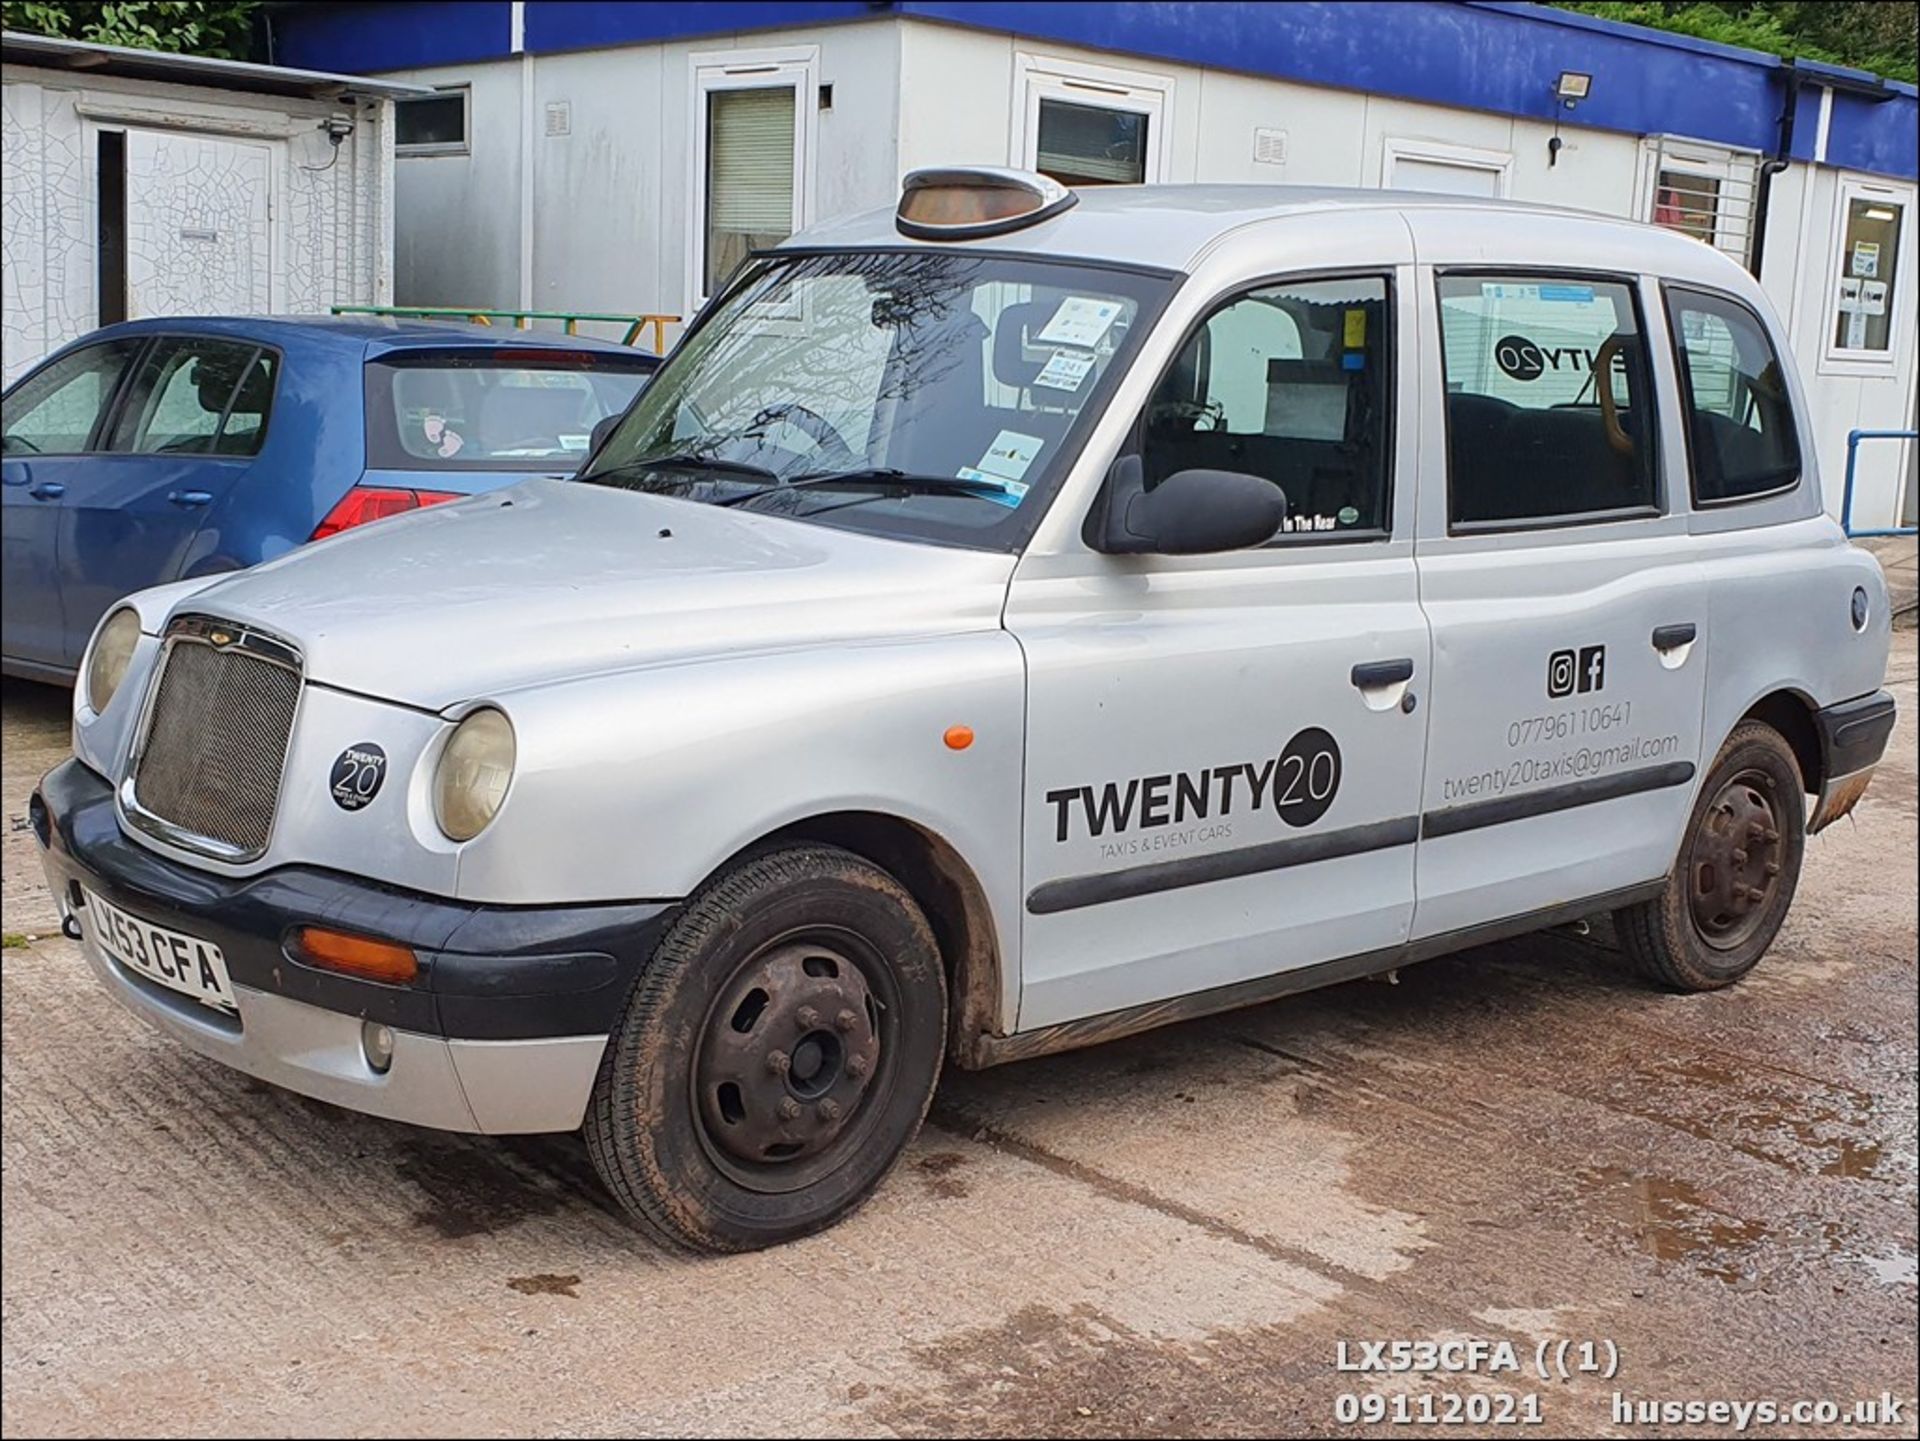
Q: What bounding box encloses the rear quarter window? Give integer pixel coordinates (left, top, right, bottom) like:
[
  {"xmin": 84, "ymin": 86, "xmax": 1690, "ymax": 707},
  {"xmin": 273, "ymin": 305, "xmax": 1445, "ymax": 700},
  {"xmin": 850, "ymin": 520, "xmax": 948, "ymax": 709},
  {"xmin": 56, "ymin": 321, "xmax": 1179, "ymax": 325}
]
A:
[
  {"xmin": 1664, "ymin": 287, "xmax": 1801, "ymax": 505},
  {"xmin": 364, "ymin": 353, "xmax": 653, "ymax": 471}
]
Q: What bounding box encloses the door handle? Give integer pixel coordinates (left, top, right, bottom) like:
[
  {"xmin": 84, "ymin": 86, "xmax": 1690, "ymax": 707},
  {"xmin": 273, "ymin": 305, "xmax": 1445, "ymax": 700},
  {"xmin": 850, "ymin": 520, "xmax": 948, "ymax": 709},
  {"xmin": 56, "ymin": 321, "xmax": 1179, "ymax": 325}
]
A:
[
  {"xmin": 168, "ymin": 489, "xmax": 214, "ymax": 507},
  {"xmin": 1351, "ymin": 658, "xmax": 1415, "ymax": 689},
  {"xmin": 28, "ymin": 481, "xmax": 66, "ymax": 501},
  {"xmin": 1652, "ymin": 623, "xmax": 1697, "ymax": 651}
]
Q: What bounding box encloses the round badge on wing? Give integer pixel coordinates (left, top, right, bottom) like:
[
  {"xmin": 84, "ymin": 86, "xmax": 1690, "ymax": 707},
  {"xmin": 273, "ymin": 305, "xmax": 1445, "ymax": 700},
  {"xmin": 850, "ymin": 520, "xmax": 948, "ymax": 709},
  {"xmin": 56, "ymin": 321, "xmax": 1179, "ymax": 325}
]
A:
[{"xmin": 330, "ymin": 742, "xmax": 388, "ymax": 812}]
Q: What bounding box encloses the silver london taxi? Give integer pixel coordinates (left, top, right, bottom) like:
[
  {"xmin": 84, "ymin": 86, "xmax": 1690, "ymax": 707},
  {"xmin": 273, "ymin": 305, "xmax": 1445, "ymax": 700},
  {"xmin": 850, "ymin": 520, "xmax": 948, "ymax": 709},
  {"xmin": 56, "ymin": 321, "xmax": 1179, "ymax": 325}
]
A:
[{"xmin": 36, "ymin": 169, "xmax": 1897, "ymax": 1253}]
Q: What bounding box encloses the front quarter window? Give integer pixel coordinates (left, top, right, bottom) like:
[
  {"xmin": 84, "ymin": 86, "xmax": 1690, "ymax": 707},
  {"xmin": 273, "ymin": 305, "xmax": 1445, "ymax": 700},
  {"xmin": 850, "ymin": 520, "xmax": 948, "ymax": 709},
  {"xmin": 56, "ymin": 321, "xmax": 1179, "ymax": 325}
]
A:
[{"xmin": 584, "ymin": 250, "xmax": 1172, "ymax": 548}]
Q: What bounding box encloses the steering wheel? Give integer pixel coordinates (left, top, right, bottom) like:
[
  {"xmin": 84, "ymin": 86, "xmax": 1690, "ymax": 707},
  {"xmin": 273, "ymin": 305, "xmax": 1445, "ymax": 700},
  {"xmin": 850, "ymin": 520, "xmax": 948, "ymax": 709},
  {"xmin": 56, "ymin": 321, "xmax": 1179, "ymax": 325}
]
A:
[{"xmin": 748, "ymin": 403, "xmax": 859, "ymax": 470}]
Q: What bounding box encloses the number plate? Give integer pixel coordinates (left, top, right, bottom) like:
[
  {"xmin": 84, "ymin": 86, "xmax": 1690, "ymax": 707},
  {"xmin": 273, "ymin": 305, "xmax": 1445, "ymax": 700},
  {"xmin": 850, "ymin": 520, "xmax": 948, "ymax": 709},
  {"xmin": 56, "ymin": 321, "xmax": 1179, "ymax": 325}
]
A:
[{"xmin": 83, "ymin": 888, "xmax": 237, "ymax": 1013}]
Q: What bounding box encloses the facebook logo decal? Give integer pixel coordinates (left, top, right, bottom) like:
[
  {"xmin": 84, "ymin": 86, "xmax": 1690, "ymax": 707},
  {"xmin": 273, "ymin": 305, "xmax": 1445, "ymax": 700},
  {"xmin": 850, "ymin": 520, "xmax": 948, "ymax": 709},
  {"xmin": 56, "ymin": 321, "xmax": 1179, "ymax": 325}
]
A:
[{"xmin": 1548, "ymin": 645, "xmax": 1607, "ymax": 697}]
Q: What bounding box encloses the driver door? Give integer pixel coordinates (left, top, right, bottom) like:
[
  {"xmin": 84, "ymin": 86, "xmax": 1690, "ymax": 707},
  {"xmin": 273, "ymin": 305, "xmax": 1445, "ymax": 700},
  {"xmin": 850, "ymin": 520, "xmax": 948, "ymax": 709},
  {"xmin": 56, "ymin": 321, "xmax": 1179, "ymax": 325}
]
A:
[
  {"xmin": 1008, "ymin": 266, "xmax": 1433, "ymax": 1031},
  {"xmin": 2, "ymin": 338, "xmax": 145, "ymax": 673}
]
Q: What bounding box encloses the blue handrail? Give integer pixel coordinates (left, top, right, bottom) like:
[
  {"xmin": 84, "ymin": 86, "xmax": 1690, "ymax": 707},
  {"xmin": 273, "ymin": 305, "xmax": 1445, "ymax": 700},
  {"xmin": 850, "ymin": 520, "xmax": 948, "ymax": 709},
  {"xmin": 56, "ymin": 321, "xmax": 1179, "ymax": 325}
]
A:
[{"xmin": 1840, "ymin": 428, "xmax": 1918, "ymax": 538}]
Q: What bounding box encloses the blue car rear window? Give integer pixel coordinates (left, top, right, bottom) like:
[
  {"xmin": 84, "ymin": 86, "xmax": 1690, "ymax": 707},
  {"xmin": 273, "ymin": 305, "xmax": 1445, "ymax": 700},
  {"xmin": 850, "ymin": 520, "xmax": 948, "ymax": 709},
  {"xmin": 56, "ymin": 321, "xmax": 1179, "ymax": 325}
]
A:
[{"xmin": 365, "ymin": 353, "xmax": 652, "ymax": 471}]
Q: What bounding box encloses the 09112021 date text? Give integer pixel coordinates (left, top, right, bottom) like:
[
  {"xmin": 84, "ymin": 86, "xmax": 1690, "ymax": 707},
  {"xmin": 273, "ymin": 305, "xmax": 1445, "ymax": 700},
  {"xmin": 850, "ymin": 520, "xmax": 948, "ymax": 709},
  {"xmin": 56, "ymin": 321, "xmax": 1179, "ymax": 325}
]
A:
[{"xmin": 1335, "ymin": 1391, "xmax": 1545, "ymax": 1426}]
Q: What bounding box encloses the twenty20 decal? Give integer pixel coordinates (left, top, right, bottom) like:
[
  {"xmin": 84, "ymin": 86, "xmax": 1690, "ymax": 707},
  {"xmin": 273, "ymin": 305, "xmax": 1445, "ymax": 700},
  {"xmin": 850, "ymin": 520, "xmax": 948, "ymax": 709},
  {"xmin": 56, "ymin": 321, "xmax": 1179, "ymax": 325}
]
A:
[{"xmin": 1045, "ymin": 726, "xmax": 1343, "ymax": 842}]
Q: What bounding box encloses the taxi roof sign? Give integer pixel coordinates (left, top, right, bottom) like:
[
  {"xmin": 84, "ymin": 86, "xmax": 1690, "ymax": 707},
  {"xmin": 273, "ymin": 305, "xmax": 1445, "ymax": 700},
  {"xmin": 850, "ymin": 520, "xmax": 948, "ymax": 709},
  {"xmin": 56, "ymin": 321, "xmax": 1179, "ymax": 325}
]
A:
[{"xmin": 895, "ymin": 166, "xmax": 1077, "ymax": 240}]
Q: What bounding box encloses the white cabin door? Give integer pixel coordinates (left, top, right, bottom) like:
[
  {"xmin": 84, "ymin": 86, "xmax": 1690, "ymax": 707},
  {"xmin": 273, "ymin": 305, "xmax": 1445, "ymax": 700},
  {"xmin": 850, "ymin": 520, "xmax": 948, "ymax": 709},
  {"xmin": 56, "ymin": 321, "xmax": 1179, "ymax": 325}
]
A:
[{"xmin": 123, "ymin": 129, "xmax": 275, "ymax": 319}]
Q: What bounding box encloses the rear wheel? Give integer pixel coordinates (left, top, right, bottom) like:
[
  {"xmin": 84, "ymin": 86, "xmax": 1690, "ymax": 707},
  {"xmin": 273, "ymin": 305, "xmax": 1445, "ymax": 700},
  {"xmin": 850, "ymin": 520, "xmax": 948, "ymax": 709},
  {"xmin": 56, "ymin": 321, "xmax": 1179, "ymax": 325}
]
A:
[
  {"xmin": 585, "ymin": 843, "xmax": 946, "ymax": 1253},
  {"xmin": 1615, "ymin": 720, "xmax": 1806, "ymax": 991}
]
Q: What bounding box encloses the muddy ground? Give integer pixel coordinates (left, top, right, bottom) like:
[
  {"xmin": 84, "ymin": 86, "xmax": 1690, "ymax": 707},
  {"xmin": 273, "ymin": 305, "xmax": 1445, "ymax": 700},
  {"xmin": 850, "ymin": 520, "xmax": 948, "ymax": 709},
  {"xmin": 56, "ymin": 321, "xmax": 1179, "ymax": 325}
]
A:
[{"xmin": 2, "ymin": 633, "xmax": 1914, "ymax": 1438}]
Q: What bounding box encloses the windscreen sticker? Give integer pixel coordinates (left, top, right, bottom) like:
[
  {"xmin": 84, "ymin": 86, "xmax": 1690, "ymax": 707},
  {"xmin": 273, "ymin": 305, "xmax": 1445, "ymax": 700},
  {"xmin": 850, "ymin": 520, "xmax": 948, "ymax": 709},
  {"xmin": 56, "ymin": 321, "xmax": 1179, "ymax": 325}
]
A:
[
  {"xmin": 1343, "ymin": 308, "xmax": 1367, "ymax": 348},
  {"xmin": 558, "ymin": 433, "xmax": 591, "ymax": 451},
  {"xmin": 956, "ymin": 467, "xmax": 1028, "ymax": 507},
  {"xmin": 1034, "ymin": 349, "xmax": 1096, "ymax": 392},
  {"xmin": 977, "ymin": 429, "xmax": 1044, "ymax": 482},
  {"xmin": 1037, "ymin": 297, "xmax": 1123, "ymax": 348},
  {"xmin": 1536, "ymin": 283, "xmax": 1597, "ymax": 303}
]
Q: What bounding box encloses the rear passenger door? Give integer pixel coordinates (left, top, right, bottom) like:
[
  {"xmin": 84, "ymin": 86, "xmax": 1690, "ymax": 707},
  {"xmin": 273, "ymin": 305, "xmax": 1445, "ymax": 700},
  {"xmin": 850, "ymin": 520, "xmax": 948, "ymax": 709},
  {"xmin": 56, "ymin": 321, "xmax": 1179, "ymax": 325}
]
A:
[
  {"xmin": 1411, "ymin": 270, "xmax": 1708, "ymax": 940},
  {"xmin": 57, "ymin": 337, "xmax": 275, "ymax": 663}
]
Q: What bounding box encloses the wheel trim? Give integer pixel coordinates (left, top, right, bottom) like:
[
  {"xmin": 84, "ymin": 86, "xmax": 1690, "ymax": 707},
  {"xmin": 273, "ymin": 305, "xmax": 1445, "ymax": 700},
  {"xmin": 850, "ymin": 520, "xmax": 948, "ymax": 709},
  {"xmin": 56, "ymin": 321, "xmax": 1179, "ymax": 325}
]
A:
[
  {"xmin": 1687, "ymin": 769, "xmax": 1785, "ymax": 951},
  {"xmin": 690, "ymin": 929, "xmax": 895, "ymax": 1194}
]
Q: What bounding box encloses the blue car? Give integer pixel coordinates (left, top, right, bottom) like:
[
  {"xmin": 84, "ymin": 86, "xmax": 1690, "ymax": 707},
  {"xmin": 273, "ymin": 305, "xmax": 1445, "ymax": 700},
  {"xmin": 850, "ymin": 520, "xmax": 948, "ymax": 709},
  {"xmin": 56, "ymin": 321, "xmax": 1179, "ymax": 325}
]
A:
[{"xmin": 1, "ymin": 317, "xmax": 657, "ymax": 682}]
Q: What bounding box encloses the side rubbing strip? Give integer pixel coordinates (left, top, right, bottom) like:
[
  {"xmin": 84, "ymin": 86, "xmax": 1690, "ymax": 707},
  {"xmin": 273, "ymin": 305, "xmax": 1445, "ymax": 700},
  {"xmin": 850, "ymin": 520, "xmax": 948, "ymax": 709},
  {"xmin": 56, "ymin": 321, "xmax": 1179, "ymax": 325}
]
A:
[
  {"xmin": 1026, "ymin": 815, "xmax": 1419, "ymax": 916},
  {"xmin": 1422, "ymin": 761, "xmax": 1696, "ymax": 840}
]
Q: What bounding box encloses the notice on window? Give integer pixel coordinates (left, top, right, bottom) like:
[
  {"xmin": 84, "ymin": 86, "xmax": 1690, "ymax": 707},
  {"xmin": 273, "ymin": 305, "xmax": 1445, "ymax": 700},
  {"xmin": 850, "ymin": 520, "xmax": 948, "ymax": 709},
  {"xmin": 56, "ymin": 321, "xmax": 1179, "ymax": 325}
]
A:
[
  {"xmin": 975, "ymin": 429, "xmax": 1044, "ymax": 481},
  {"xmin": 1034, "ymin": 349, "xmax": 1095, "ymax": 391},
  {"xmin": 956, "ymin": 467, "xmax": 1028, "ymax": 506},
  {"xmin": 1851, "ymin": 240, "xmax": 1881, "ymax": 279},
  {"xmin": 1037, "ymin": 297, "xmax": 1122, "ymax": 348},
  {"xmin": 1861, "ymin": 279, "xmax": 1888, "ymax": 316}
]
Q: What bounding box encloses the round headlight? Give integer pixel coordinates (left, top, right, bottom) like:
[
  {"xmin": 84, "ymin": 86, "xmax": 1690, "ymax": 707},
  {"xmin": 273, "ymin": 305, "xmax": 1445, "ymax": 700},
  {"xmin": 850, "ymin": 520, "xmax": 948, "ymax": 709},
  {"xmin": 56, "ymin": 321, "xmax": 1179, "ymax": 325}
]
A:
[
  {"xmin": 85, "ymin": 608, "xmax": 141, "ymax": 715},
  {"xmin": 433, "ymin": 708, "xmax": 515, "ymax": 841}
]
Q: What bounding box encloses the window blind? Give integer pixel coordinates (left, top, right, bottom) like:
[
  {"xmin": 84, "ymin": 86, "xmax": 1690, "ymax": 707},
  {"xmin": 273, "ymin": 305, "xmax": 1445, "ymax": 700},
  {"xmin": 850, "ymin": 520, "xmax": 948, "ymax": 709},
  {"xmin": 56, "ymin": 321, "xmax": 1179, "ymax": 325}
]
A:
[
  {"xmin": 708, "ymin": 87, "xmax": 796, "ymax": 232},
  {"xmin": 1034, "ymin": 98, "xmax": 1148, "ymax": 185}
]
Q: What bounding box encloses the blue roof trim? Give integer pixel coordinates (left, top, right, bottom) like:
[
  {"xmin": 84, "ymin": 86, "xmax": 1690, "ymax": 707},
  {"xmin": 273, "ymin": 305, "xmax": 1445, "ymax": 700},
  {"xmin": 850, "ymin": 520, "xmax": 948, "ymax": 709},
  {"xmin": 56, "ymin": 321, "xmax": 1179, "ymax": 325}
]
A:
[
  {"xmin": 1466, "ymin": 1, "xmax": 1783, "ymax": 69},
  {"xmin": 271, "ymin": 0, "xmax": 509, "ymax": 74},
  {"xmin": 897, "ymin": 0, "xmax": 1790, "ymax": 153},
  {"xmin": 525, "ymin": 1, "xmax": 881, "ymax": 53},
  {"xmin": 269, "ymin": 0, "xmax": 1918, "ymax": 181}
]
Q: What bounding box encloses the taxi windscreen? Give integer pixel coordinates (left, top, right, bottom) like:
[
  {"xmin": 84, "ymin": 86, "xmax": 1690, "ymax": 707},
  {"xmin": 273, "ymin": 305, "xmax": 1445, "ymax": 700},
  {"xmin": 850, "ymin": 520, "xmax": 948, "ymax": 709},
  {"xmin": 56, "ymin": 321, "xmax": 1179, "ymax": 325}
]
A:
[{"xmin": 579, "ymin": 251, "xmax": 1175, "ymax": 550}]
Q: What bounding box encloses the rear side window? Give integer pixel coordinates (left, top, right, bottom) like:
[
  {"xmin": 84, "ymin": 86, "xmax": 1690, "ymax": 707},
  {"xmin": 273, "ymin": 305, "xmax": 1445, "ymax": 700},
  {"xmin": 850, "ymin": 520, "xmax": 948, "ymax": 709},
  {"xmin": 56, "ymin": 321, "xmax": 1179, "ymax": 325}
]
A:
[
  {"xmin": 1665, "ymin": 287, "xmax": 1800, "ymax": 504},
  {"xmin": 2, "ymin": 339, "xmax": 142, "ymax": 455},
  {"xmin": 1142, "ymin": 275, "xmax": 1392, "ymax": 539},
  {"xmin": 1438, "ymin": 275, "xmax": 1659, "ymax": 528},
  {"xmin": 365, "ymin": 355, "xmax": 653, "ymax": 471},
  {"xmin": 103, "ymin": 338, "xmax": 277, "ymax": 457}
]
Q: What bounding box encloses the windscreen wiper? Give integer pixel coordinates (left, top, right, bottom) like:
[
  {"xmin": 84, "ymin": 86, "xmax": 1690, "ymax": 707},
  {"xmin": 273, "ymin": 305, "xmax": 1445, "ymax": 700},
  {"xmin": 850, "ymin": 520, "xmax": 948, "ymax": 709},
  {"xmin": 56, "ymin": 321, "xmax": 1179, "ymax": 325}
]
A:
[
  {"xmin": 578, "ymin": 453, "xmax": 780, "ymax": 487},
  {"xmin": 712, "ymin": 467, "xmax": 1017, "ymax": 507}
]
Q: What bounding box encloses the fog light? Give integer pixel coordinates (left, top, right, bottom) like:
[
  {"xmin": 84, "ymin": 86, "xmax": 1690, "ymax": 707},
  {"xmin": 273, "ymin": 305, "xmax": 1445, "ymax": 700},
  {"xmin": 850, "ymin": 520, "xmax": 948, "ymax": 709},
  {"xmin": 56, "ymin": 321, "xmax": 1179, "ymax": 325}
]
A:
[{"xmin": 362, "ymin": 1020, "xmax": 395, "ymax": 1074}]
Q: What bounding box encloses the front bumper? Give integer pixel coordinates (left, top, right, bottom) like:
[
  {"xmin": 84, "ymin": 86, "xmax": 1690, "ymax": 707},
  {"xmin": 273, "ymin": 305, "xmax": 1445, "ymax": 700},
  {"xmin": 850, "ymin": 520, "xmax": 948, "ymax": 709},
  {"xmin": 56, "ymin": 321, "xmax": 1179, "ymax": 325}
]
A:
[
  {"xmin": 1808, "ymin": 689, "xmax": 1898, "ymax": 834},
  {"xmin": 32, "ymin": 758, "xmax": 676, "ymax": 1134}
]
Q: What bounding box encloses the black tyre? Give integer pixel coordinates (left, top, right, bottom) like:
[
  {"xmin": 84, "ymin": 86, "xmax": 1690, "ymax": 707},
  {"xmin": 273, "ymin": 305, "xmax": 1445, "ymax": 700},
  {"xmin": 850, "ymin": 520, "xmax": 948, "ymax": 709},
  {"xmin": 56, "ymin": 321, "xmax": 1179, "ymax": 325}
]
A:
[
  {"xmin": 585, "ymin": 843, "xmax": 946, "ymax": 1253},
  {"xmin": 1615, "ymin": 720, "xmax": 1806, "ymax": 991}
]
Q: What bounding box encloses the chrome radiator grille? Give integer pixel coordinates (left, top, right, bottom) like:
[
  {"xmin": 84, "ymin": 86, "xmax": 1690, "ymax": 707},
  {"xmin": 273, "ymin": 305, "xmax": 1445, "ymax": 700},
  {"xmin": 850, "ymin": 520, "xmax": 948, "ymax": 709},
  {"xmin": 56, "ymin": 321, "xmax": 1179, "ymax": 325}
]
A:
[{"xmin": 127, "ymin": 619, "xmax": 302, "ymax": 859}]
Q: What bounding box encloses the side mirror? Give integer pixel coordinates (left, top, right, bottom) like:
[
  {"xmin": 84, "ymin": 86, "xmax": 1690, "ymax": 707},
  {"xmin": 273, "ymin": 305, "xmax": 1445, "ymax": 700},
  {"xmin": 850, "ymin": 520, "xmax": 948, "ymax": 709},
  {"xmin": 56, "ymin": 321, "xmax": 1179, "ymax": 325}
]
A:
[{"xmin": 1087, "ymin": 456, "xmax": 1286, "ymax": 555}]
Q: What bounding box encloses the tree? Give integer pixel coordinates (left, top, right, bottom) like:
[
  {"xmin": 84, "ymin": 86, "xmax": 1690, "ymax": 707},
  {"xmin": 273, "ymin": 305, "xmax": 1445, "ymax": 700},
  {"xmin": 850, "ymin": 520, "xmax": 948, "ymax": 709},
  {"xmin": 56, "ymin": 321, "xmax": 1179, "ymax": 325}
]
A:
[
  {"xmin": 1550, "ymin": 2, "xmax": 1919, "ymax": 83},
  {"xmin": 2, "ymin": 2, "xmax": 259, "ymax": 61}
]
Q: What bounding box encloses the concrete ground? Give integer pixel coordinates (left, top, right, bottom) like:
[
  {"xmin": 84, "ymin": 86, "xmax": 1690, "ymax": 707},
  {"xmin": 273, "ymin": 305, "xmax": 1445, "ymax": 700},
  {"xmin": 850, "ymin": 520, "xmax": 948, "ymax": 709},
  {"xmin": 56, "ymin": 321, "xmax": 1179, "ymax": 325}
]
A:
[{"xmin": 1, "ymin": 637, "xmax": 1914, "ymax": 1439}]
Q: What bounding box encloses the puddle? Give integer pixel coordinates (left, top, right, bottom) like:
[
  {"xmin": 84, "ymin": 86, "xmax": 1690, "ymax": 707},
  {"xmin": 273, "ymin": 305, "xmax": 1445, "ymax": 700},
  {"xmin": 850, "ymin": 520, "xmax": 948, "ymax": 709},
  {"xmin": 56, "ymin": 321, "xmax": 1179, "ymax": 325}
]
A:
[
  {"xmin": 1615, "ymin": 1057, "xmax": 1904, "ymax": 1187},
  {"xmin": 1855, "ymin": 1251, "xmax": 1919, "ymax": 1288},
  {"xmin": 1582, "ymin": 1168, "xmax": 1770, "ymax": 1285}
]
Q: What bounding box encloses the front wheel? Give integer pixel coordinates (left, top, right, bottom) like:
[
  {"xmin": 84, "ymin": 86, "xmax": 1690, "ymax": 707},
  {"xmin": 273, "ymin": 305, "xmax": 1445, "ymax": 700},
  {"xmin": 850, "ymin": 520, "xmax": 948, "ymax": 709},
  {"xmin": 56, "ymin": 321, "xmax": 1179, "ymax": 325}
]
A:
[
  {"xmin": 585, "ymin": 843, "xmax": 946, "ymax": 1253},
  {"xmin": 1614, "ymin": 720, "xmax": 1806, "ymax": 991}
]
